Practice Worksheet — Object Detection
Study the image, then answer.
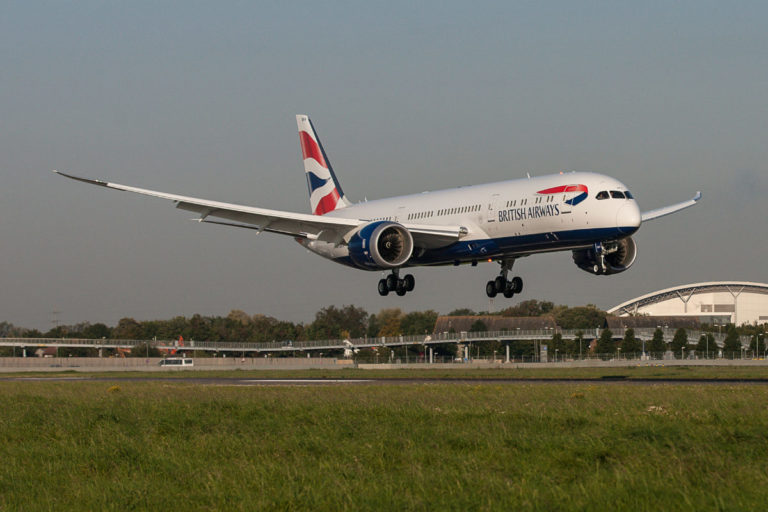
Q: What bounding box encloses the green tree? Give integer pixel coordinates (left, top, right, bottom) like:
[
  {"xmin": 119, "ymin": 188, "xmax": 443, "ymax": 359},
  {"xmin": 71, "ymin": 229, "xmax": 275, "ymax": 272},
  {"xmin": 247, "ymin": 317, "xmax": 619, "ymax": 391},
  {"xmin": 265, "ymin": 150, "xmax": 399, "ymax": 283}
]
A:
[
  {"xmin": 43, "ymin": 326, "xmax": 68, "ymax": 338},
  {"xmin": 431, "ymin": 343, "xmax": 458, "ymax": 358},
  {"xmin": 647, "ymin": 328, "xmax": 666, "ymax": 356},
  {"xmin": 695, "ymin": 333, "xmax": 716, "ymax": 358},
  {"xmin": 670, "ymin": 328, "xmax": 688, "ymax": 358},
  {"xmin": 553, "ymin": 305, "xmax": 606, "ymax": 329},
  {"xmin": 367, "ymin": 314, "xmax": 380, "ymax": 338},
  {"xmin": 308, "ymin": 305, "xmax": 368, "ymax": 339},
  {"xmin": 572, "ymin": 330, "xmax": 585, "ymax": 359},
  {"xmin": 447, "ymin": 308, "xmax": 476, "ymax": 316},
  {"xmin": 130, "ymin": 343, "xmax": 163, "ymax": 358},
  {"xmin": 227, "ymin": 309, "xmax": 251, "ymax": 326},
  {"xmin": 595, "ymin": 329, "xmax": 615, "ymax": 358},
  {"xmin": 468, "ymin": 339, "xmax": 503, "ymax": 357},
  {"xmin": 400, "ymin": 310, "xmax": 438, "ymax": 335},
  {"xmin": 499, "ymin": 300, "xmax": 555, "ymax": 317},
  {"xmin": 550, "ymin": 332, "xmax": 566, "ymax": 359},
  {"xmin": 112, "ymin": 318, "xmax": 143, "ymax": 340},
  {"xmin": 82, "ymin": 323, "xmax": 111, "ymax": 339},
  {"xmin": 722, "ymin": 326, "xmax": 742, "ymax": 358},
  {"xmin": 376, "ymin": 309, "xmax": 403, "ymax": 337},
  {"xmin": 0, "ymin": 321, "xmax": 25, "ymax": 337},
  {"xmin": 620, "ymin": 328, "xmax": 641, "ymax": 356}
]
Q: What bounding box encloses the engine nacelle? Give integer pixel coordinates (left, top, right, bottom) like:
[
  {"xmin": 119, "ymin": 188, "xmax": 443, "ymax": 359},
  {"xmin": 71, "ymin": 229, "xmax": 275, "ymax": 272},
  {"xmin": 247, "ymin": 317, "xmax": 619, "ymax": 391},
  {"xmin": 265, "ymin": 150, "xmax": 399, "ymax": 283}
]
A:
[
  {"xmin": 572, "ymin": 237, "xmax": 637, "ymax": 275},
  {"xmin": 348, "ymin": 221, "xmax": 414, "ymax": 270}
]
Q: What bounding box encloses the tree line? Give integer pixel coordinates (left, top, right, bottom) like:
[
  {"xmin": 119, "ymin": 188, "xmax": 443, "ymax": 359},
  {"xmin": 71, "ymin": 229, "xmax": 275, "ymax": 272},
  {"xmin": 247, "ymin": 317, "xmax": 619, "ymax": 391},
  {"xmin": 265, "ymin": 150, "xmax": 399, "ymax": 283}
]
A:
[
  {"xmin": 1, "ymin": 300, "xmax": 763, "ymax": 359},
  {"xmin": 1, "ymin": 301, "xmax": 606, "ymax": 342}
]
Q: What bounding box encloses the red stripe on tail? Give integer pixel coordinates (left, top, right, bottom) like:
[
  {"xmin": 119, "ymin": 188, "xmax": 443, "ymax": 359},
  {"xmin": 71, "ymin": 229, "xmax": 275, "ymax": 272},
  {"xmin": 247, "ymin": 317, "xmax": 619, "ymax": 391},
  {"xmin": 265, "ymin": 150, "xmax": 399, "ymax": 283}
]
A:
[
  {"xmin": 313, "ymin": 189, "xmax": 341, "ymax": 215},
  {"xmin": 299, "ymin": 131, "xmax": 328, "ymax": 168}
]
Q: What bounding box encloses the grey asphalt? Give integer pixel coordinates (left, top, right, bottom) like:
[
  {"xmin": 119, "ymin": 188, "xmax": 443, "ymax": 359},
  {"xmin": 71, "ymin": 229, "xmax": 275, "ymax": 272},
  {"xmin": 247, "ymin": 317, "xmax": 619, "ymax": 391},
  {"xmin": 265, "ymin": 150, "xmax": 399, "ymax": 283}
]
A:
[{"xmin": 3, "ymin": 376, "xmax": 768, "ymax": 386}]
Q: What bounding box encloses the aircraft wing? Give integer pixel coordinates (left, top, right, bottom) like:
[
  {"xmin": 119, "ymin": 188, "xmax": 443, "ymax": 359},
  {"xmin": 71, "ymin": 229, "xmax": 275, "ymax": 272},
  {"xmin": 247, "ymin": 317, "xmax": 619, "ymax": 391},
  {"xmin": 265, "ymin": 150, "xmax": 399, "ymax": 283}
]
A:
[
  {"xmin": 641, "ymin": 191, "xmax": 702, "ymax": 222},
  {"xmin": 53, "ymin": 171, "xmax": 466, "ymax": 246}
]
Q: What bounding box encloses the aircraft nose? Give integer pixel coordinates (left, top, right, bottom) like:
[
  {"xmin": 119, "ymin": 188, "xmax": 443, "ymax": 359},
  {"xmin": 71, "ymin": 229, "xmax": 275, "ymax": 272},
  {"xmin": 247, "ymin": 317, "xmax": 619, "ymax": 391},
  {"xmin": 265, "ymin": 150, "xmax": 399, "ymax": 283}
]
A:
[{"xmin": 617, "ymin": 201, "xmax": 641, "ymax": 235}]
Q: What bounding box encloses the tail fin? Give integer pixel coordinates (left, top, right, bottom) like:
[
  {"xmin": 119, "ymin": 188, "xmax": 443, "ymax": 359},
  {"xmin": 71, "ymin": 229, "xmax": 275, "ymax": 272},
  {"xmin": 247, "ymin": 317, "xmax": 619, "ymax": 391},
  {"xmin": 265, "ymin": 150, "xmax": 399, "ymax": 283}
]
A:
[{"xmin": 296, "ymin": 115, "xmax": 350, "ymax": 215}]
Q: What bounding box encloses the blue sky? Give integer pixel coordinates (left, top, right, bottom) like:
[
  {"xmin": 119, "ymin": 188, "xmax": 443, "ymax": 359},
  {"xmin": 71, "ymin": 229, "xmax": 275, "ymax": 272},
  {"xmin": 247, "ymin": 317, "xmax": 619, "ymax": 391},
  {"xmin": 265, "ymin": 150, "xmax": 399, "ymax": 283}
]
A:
[{"xmin": 2, "ymin": 1, "xmax": 767, "ymax": 329}]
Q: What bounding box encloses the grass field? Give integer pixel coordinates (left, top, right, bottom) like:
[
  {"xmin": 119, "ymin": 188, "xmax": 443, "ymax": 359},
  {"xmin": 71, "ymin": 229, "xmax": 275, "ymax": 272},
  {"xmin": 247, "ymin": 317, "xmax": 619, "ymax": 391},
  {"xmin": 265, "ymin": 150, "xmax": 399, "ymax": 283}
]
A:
[{"xmin": 2, "ymin": 378, "xmax": 768, "ymax": 510}]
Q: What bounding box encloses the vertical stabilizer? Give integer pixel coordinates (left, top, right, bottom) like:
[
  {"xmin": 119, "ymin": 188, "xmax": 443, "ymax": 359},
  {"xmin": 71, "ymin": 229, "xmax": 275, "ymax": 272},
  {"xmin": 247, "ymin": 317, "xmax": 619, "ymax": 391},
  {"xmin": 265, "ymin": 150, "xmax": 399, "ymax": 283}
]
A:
[{"xmin": 296, "ymin": 115, "xmax": 350, "ymax": 215}]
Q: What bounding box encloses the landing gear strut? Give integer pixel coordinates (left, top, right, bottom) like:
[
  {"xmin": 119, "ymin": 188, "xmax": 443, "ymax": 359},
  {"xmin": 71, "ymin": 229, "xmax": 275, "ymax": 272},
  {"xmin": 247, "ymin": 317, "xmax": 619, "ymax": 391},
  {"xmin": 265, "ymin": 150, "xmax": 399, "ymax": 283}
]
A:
[
  {"xmin": 485, "ymin": 259, "xmax": 523, "ymax": 298},
  {"xmin": 378, "ymin": 269, "xmax": 415, "ymax": 297}
]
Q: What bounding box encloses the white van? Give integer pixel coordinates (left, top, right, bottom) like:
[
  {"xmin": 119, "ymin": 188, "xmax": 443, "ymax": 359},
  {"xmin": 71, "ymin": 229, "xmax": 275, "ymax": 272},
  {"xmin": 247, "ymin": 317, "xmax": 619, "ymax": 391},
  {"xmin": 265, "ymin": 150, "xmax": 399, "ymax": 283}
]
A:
[{"xmin": 159, "ymin": 357, "xmax": 194, "ymax": 368}]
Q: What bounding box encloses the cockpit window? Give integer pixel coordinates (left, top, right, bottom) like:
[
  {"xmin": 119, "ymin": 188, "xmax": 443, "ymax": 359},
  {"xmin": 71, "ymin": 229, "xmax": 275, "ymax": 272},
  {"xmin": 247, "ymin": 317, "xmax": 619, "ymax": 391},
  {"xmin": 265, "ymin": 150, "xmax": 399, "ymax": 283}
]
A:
[
  {"xmin": 596, "ymin": 191, "xmax": 609, "ymax": 200},
  {"xmin": 624, "ymin": 191, "xmax": 633, "ymax": 199},
  {"xmin": 610, "ymin": 190, "xmax": 625, "ymax": 199}
]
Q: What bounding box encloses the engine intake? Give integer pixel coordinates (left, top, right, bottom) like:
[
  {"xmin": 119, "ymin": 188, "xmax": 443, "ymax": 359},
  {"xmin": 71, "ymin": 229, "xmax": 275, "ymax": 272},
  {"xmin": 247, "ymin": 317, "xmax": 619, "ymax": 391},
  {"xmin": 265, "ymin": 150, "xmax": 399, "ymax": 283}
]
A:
[
  {"xmin": 348, "ymin": 221, "xmax": 414, "ymax": 269},
  {"xmin": 572, "ymin": 237, "xmax": 637, "ymax": 275}
]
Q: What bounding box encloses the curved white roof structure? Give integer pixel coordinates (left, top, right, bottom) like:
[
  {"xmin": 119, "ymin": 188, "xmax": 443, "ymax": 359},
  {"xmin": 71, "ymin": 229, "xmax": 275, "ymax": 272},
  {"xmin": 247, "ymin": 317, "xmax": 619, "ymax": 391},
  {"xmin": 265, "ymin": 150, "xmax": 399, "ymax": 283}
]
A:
[{"xmin": 609, "ymin": 281, "xmax": 768, "ymax": 326}]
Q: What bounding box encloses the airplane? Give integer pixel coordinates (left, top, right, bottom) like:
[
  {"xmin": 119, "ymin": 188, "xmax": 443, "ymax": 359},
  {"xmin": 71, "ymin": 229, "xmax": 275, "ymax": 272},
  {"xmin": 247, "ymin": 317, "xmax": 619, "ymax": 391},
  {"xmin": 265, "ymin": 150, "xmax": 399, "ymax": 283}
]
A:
[{"xmin": 55, "ymin": 115, "xmax": 701, "ymax": 298}]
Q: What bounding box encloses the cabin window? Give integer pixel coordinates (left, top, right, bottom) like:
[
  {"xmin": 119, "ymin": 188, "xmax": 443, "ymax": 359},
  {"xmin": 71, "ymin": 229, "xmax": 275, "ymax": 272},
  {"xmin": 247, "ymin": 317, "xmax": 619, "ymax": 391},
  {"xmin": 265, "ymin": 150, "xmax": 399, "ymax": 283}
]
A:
[
  {"xmin": 596, "ymin": 191, "xmax": 609, "ymax": 200},
  {"xmin": 610, "ymin": 190, "xmax": 625, "ymax": 199}
]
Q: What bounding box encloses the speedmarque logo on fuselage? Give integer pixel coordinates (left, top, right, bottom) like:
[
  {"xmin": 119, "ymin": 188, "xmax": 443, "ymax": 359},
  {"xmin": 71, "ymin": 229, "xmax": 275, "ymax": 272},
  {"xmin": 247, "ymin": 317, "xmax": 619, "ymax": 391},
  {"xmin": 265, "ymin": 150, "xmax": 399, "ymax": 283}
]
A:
[{"xmin": 497, "ymin": 184, "xmax": 588, "ymax": 223}]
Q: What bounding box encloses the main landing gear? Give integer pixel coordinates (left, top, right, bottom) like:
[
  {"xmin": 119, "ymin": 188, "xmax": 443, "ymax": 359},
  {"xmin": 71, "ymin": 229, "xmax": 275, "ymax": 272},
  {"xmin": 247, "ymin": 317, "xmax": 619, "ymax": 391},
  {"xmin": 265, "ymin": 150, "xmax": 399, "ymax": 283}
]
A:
[
  {"xmin": 485, "ymin": 259, "xmax": 523, "ymax": 298},
  {"xmin": 378, "ymin": 269, "xmax": 415, "ymax": 297}
]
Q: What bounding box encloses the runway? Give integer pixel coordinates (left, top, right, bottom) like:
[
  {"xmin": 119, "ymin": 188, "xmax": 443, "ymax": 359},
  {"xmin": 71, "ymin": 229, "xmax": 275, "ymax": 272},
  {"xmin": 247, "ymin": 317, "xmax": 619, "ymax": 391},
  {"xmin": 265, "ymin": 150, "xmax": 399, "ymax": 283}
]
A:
[{"xmin": 4, "ymin": 376, "xmax": 768, "ymax": 386}]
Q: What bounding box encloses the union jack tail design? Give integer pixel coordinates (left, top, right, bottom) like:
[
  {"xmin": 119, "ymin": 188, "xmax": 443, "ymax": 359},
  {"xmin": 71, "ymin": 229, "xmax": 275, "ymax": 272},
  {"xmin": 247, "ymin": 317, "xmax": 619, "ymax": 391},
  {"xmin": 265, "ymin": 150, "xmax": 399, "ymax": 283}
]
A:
[{"xmin": 296, "ymin": 115, "xmax": 350, "ymax": 215}]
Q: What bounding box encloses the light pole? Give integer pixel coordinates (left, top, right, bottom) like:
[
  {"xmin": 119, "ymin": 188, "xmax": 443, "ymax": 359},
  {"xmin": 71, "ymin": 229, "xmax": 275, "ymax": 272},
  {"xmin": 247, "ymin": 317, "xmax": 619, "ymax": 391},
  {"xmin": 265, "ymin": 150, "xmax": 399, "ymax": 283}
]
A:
[{"xmin": 555, "ymin": 348, "xmax": 558, "ymax": 363}]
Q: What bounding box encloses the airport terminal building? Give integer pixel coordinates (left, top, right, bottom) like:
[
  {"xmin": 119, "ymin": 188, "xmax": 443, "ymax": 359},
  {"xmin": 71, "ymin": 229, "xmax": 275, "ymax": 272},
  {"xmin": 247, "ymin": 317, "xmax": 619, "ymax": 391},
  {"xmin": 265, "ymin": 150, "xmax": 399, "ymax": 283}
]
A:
[{"xmin": 608, "ymin": 281, "xmax": 768, "ymax": 326}]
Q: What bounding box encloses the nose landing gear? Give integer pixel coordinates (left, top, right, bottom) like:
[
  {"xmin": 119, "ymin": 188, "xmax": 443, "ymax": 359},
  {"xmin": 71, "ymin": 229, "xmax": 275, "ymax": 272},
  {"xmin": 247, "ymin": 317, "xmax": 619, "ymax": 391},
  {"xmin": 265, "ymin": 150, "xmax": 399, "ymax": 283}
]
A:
[
  {"xmin": 485, "ymin": 259, "xmax": 523, "ymax": 298},
  {"xmin": 378, "ymin": 269, "xmax": 415, "ymax": 296}
]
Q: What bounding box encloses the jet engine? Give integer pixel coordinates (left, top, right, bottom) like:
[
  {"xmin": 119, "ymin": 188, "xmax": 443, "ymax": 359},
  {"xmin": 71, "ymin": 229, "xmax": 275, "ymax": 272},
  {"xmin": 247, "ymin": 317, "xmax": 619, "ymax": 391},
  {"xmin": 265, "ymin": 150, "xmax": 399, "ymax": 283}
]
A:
[
  {"xmin": 348, "ymin": 221, "xmax": 414, "ymax": 270},
  {"xmin": 572, "ymin": 237, "xmax": 637, "ymax": 275}
]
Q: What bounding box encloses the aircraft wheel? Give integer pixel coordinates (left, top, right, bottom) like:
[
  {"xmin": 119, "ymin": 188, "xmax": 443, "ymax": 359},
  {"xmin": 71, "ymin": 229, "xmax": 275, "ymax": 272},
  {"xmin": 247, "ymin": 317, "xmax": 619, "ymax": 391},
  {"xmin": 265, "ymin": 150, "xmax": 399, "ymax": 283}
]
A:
[
  {"xmin": 511, "ymin": 276, "xmax": 523, "ymax": 294},
  {"xmin": 486, "ymin": 281, "xmax": 498, "ymax": 298},
  {"xmin": 503, "ymin": 286, "xmax": 515, "ymax": 298},
  {"xmin": 494, "ymin": 276, "xmax": 506, "ymax": 293},
  {"xmin": 403, "ymin": 274, "xmax": 415, "ymax": 292},
  {"xmin": 378, "ymin": 279, "xmax": 389, "ymax": 296},
  {"xmin": 386, "ymin": 274, "xmax": 398, "ymax": 291},
  {"xmin": 396, "ymin": 283, "xmax": 407, "ymax": 296}
]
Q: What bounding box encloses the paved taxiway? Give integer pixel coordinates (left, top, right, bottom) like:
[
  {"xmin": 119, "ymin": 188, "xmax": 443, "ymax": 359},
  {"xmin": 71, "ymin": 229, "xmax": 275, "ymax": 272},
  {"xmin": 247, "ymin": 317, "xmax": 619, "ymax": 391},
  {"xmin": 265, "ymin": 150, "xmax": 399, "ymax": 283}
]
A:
[{"xmin": 4, "ymin": 376, "xmax": 768, "ymax": 386}]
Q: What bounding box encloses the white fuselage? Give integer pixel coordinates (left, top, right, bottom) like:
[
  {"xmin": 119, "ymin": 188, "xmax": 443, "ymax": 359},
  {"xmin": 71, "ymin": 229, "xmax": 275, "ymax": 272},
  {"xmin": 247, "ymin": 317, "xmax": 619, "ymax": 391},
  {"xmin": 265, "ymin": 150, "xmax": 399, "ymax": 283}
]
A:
[{"xmin": 300, "ymin": 171, "xmax": 642, "ymax": 268}]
